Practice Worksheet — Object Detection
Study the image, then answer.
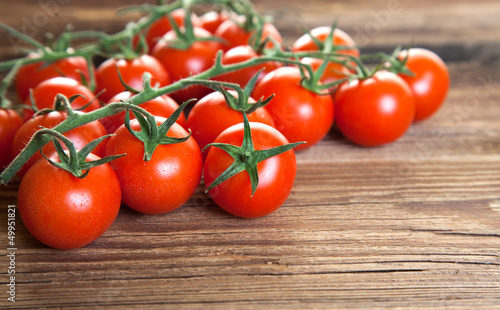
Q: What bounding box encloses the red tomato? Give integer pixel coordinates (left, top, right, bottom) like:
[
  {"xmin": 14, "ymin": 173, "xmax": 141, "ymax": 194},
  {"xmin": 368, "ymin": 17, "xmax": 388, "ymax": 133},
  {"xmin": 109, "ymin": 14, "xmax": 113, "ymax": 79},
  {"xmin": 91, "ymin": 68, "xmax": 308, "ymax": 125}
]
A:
[
  {"xmin": 145, "ymin": 9, "xmax": 199, "ymax": 52},
  {"xmin": 199, "ymin": 11, "xmax": 229, "ymax": 34},
  {"xmin": 397, "ymin": 48, "xmax": 450, "ymax": 122},
  {"xmin": 215, "ymin": 16, "xmax": 282, "ymax": 50},
  {"xmin": 11, "ymin": 111, "xmax": 108, "ymax": 178},
  {"xmin": 152, "ymin": 27, "xmax": 224, "ymax": 103},
  {"xmin": 334, "ymin": 71, "xmax": 415, "ymax": 147},
  {"xmin": 253, "ymin": 66, "xmax": 335, "ymax": 151},
  {"xmin": 100, "ymin": 91, "xmax": 186, "ymax": 133},
  {"xmin": 18, "ymin": 152, "xmax": 121, "ymax": 249},
  {"xmin": 0, "ymin": 109, "xmax": 23, "ymax": 169},
  {"xmin": 15, "ymin": 54, "xmax": 94, "ymax": 102},
  {"xmin": 292, "ymin": 26, "xmax": 359, "ymax": 57},
  {"xmin": 22, "ymin": 77, "xmax": 100, "ymax": 120},
  {"xmin": 214, "ymin": 45, "xmax": 281, "ymax": 87},
  {"xmin": 186, "ymin": 90, "xmax": 275, "ymax": 152},
  {"xmin": 204, "ymin": 122, "xmax": 297, "ymax": 218},
  {"xmin": 95, "ymin": 54, "xmax": 171, "ymax": 103},
  {"xmin": 104, "ymin": 118, "xmax": 202, "ymax": 214}
]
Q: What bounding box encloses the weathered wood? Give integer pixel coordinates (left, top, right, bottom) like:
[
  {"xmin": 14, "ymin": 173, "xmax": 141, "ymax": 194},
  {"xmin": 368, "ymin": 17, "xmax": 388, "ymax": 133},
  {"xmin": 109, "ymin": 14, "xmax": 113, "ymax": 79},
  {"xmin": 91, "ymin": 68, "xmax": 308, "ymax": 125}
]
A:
[
  {"xmin": 0, "ymin": 0, "xmax": 499, "ymax": 61},
  {"xmin": 1, "ymin": 0, "xmax": 500, "ymax": 309},
  {"xmin": 1, "ymin": 60, "xmax": 499, "ymax": 309}
]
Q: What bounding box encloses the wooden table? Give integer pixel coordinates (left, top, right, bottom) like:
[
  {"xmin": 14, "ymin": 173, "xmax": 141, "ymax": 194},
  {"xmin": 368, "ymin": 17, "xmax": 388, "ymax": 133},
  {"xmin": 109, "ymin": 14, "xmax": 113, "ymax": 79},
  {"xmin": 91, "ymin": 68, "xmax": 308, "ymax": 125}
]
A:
[{"xmin": 1, "ymin": 0, "xmax": 499, "ymax": 308}]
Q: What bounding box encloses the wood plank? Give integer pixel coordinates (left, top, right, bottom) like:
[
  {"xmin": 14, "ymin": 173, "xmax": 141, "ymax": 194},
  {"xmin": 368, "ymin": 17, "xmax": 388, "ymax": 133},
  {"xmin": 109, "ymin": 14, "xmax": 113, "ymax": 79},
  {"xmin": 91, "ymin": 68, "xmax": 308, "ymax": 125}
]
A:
[
  {"xmin": 0, "ymin": 0, "xmax": 499, "ymax": 61},
  {"xmin": 1, "ymin": 60, "xmax": 499, "ymax": 309},
  {"xmin": 1, "ymin": 0, "xmax": 500, "ymax": 308},
  {"xmin": 257, "ymin": 0, "xmax": 500, "ymax": 61}
]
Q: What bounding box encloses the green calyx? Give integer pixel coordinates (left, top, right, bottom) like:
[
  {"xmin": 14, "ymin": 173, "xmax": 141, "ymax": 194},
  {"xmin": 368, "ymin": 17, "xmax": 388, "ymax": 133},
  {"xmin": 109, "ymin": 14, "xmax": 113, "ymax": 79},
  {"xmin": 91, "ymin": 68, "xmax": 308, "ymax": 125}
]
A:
[
  {"xmin": 162, "ymin": 7, "xmax": 223, "ymax": 50},
  {"xmin": 124, "ymin": 99, "xmax": 193, "ymax": 162},
  {"xmin": 39, "ymin": 129, "xmax": 124, "ymax": 178},
  {"xmin": 0, "ymin": 22, "xmax": 99, "ymax": 92},
  {"xmin": 222, "ymin": 0, "xmax": 257, "ymax": 31},
  {"xmin": 349, "ymin": 46, "xmax": 414, "ymax": 81},
  {"xmin": 244, "ymin": 15, "xmax": 267, "ymax": 51},
  {"xmin": 211, "ymin": 69, "xmax": 274, "ymax": 114},
  {"xmin": 111, "ymin": 23, "xmax": 148, "ymax": 60},
  {"xmin": 31, "ymin": 93, "xmax": 100, "ymax": 119},
  {"xmin": 383, "ymin": 45, "xmax": 415, "ymax": 77},
  {"xmin": 298, "ymin": 57, "xmax": 349, "ymax": 95},
  {"xmin": 303, "ymin": 23, "xmax": 357, "ymax": 55},
  {"xmin": 203, "ymin": 112, "xmax": 304, "ymax": 196},
  {"xmin": 295, "ymin": 24, "xmax": 360, "ymax": 94}
]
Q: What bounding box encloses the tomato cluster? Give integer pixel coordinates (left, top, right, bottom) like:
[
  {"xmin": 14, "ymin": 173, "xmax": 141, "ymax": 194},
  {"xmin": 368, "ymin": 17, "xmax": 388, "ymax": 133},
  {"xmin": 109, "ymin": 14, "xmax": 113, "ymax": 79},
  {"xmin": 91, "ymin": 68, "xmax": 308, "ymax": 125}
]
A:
[{"xmin": 0, "ymin": 1, "xmax": 450, "ymax": 249}]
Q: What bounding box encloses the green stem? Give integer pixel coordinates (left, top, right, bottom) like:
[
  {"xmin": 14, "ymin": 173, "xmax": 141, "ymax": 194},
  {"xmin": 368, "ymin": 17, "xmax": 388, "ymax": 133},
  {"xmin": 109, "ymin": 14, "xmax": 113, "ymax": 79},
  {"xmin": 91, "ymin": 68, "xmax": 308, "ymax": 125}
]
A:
[
  {"xmin": 84, "ymin": 54, "xmax": 96, "ymax": 92},
  {"xmin": 0, "ymin": 0, "xmax": 369, "ymax": 184},
  {"xmin": 0, "ymin": 52, "xmax": 317, "ymax": 184},
  {"xmin": 0, "ymin": 61, "xmax": 21, "ymax": 108},
  {"xmin": 0, "ymin": 47, "xmax": 98, "ymax": 105},
  {"xmin": 0, "ymin": 22, "xmax": 47, "ymax": 51},
  {"xmin": 0, "ymin": 47, "xmax": 98, "ymax": 71}
]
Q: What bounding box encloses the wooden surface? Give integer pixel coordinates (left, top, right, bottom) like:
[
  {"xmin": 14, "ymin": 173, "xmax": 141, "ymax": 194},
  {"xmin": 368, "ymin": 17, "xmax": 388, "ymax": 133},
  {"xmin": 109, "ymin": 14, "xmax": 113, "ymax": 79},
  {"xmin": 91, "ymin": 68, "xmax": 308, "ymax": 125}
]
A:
[{"xmin": 1, "ymin": 0, "xmax": 500, "ymax": 309}]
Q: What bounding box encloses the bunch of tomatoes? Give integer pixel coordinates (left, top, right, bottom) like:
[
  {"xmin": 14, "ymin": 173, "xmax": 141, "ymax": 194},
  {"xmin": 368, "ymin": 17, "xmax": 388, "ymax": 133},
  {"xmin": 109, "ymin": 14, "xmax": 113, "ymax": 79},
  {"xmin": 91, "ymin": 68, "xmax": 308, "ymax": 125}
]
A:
[{"xmin": 0, "ymin": 0, "xmax": 449, "ymax": 249}]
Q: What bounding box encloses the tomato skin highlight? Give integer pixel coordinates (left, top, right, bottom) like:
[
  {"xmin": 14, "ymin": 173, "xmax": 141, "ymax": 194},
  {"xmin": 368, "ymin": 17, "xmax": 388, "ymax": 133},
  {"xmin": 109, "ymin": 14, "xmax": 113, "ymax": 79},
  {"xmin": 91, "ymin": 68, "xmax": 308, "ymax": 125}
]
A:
[
  {"xmin": 15, "ymin": 54, "xmax": 93, "ymax": 103},
  {"xmin": 104, "ymin": 118, "xmax": 203, "ymax": 215},
  {"xmin": 22, "ymin": 77, "xmax": 100, "ymax": 120},
  {"xmin": 152, "ymin": 27, "xmax": 224, "ymax": 103},
  {"xmin": 253, "ymin": 66, "xmax": 335, "ymax": 151},
  {"xmin": 101, "ymin": 91, "xmax": 186, "ymax": 133},
  {"xmin": 11, "ymin": 111, "xmax": 108, "ymax": 178},
  {"xmin": 18, "ymin": 153, "xmax": 121, "ymax": 250},
  {"xmin": 334, "ymin": 71, "xmax": 415, "ymax": 147},
  {"xmin": 95, "ymin": 54, "xmax": 171, "ymax": 103},
  {"xmin": 398, "ymin": 48, "xmax": 450, "ymax": 122},
  {"xmin": 204, "ymin": 122, "xmax": 297, "ymax": 218},
  {"xmin": 0, "ymin": 109, "xmax": 23, "ymax": 169},
  {"xmin": 186, "ymin": 90, "xmax": 275, "ymax": 152}
]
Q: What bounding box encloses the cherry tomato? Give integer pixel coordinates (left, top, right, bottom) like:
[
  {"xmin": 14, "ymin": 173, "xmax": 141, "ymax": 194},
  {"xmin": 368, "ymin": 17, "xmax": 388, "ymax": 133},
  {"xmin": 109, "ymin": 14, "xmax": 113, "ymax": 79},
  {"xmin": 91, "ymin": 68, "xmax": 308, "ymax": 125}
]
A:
[
  {"xmin": 11, "ymin": 111, "xmax": 108, "ymax": 178},
  {"xmin": 15, "ymin": 54, "xmax": 94, "ymax": 102},
  {"xmin": 204, "ymin": 122, "xmax": 297, "ymax": 218},
  {"xmin": 100, "ymin": 91, "xmax": 186, "ymax": 133},
  {"xmin": 215, "ymin": 16, "xmax": 282, "ymax": 50},
  {"xmin": 95, "ymin": 54, "xmax": 171, "ymax": 103},
  {"xmin": 22, "ymin": 77, "xmax": 100, "ymax": 120},
  {"xmin": 397, "ymin": 48, "xmax": 450, "ymax": 122},
  {"xmin": 292, "ymin": 26, "xmax": 359, "ymax": 57},
  {"xmin": 104, "ymin": 118, "xmax": 203, "ymax": 215},
  {"xmin": 253, "ymin": 66, "xmax": 335, "ymax": 151},
  {"xmin": 0, "ymin": 109, "xmax": 23, "ymax": 169},
  {"xmin": 18, "ymin": 152, "xmax": 121, "ymax": 249},
  {"xmin": 186, "ymin": 90, "xmax": 275, "ymax": 152},
  {"xmin": 199, "ymin": 11, "xmax": 229, "ymax": 34},
  {"xmin": 292, "ymin": 26, "xmax": 359, "ymax": 74},
  {"xmin": 334, "ymin": 70, "xmax": 415, "ymax": 147},
  {"xmin": 213, "ymin": 45, "xmax": 281, "ymax": 87},
  {"xmin": 145, "ymin": 9, "xmax": 199, "ymax": 52},
  {"xmin": 152, "ymin": 27, "xmax": 224, "ymax": 103}
]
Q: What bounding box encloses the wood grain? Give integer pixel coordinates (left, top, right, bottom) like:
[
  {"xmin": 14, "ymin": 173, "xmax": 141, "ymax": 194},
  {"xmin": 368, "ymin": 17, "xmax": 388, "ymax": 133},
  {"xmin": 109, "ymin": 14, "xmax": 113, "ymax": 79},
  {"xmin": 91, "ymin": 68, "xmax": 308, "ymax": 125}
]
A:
[
  {"xmin": 1, "ymin": 0, "xmax": 500, "ymax": 309},
  {"xmin": 0, "ymin": 0, "xmax": 499, "ymax": 62}
]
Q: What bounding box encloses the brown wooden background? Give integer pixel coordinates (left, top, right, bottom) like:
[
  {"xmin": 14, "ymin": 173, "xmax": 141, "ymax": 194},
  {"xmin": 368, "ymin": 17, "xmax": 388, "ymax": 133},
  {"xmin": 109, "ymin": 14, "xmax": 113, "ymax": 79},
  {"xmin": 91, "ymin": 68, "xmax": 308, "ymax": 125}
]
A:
[{"xmin": 1, "ymin": 0, "xmax": 499, "ymax": 308}]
